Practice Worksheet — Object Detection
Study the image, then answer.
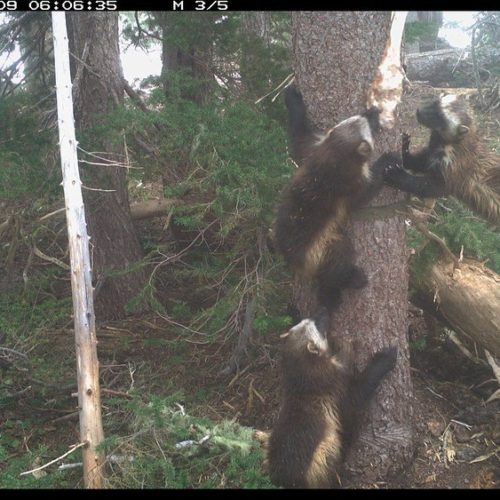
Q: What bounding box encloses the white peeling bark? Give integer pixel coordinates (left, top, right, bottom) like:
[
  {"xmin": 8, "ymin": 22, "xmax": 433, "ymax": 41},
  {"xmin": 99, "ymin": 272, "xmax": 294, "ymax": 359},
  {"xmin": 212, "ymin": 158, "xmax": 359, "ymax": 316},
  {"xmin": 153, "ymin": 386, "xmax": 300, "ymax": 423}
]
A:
[
  {"xmin": 52, "ymin": 12, "xmax": 105, "ymax": 489},
  {"xmin": 367, "ymin": 11, "xmax": 408, "ymax": 129}
]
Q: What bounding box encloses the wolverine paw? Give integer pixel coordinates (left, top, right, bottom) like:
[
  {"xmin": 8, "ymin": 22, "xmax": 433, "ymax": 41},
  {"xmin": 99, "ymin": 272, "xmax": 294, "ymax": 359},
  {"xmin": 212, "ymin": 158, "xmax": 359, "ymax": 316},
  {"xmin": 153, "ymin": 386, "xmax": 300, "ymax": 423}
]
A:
[
  {"xmin": 372, "ymin": 152, "xmax": 402, "ymax": 177},
  {"xmin": 383, "ymin": 156, "xmax": 404, "ymax": 182}
]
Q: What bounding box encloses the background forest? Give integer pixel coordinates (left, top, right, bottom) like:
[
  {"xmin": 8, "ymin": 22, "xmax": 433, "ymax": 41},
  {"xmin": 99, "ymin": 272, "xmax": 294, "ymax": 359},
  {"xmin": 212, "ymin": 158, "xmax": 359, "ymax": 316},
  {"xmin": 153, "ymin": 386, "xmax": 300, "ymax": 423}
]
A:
[{"xmin": 0, "ymin": 11, "xmax": 498, "ymax": 488}]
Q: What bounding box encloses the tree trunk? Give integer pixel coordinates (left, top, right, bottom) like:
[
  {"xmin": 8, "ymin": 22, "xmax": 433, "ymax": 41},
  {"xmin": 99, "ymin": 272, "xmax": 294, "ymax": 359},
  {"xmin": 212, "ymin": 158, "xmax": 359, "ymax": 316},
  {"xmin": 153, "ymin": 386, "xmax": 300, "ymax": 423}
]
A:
[
  {"xmin": 292, "ymin": 11, "xmax": 413, "ymax": 485},
  {"xmin": 242, "ymin": 11, "xmax": 270, "ymax": 41},
  {"xmin": 239, "ymin": 12, "xmax": 272, "ymax": 98},
  {"xmin": 416, "ymin": 11, "xmax": 443, "ymax": 52},
  {"xmin": 66, "ymin": 13, "xmax": 148, "ymax": 320},
  {"xmin": 52, "ymin": 12, "xmax": 104, "ymax": 488},
  {"xmin": 156, "ymin": 12, "xmax": 214, "ymax": 104},
  {"xmin": 404, "ymin": 12, "xmax": 444, "ymax": 54},
  {"xmin": 17, "ymin": 13, "xmax": 54, "ymax": 96},
  {"xmin": 412, "ymin": 258, "xmax": 500, "ymax": 357}
]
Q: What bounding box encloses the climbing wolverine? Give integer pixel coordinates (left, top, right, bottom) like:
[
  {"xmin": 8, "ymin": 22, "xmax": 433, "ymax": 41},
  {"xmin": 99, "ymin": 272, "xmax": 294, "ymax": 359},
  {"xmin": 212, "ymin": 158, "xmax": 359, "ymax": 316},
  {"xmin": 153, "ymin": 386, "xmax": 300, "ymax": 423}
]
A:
[
  {"xmin": 273, "ymin": 84, "xmax": 400, "ymax": 312},
  {"xmin": 266, "ymin": 311, "xmax": 398, "ymax": 488}
]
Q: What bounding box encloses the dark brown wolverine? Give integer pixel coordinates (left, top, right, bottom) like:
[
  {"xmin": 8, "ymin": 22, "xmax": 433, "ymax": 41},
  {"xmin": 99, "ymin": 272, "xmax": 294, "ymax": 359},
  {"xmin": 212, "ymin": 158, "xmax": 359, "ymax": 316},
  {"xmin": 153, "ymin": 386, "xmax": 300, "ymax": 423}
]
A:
[
  {"xmin": 384, "ymin": 93, "xmax": 500, "ymax": 226},
  {"xmin": 273, "ymin": 85, "xmax": 400, "ymax": 312},
  {"xmin": 266, "ymin": 310, "xmax": 398, "ymax": 488}
]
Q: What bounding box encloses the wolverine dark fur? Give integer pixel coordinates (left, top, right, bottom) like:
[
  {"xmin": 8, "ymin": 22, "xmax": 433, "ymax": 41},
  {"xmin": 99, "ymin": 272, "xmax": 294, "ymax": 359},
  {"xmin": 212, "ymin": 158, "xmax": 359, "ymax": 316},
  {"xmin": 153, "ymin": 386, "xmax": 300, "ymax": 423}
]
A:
[
  {"xmin": 274, "ymin": 85, "xmax": 399, "ymax": 312},
  {"xmin": 267, "ymin": 312, "xmax": 397, "ymax": 489},
  {"xmin": 385, "ymin": 93, "xmax": 500, "ymax": 225}
]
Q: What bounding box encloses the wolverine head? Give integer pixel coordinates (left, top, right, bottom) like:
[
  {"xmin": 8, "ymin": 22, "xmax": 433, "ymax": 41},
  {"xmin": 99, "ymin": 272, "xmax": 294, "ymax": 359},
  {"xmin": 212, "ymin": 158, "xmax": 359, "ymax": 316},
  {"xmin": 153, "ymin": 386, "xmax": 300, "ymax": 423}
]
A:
[
  {"xmin": 417, "ymin": 93, "xmax": 473, "ymax": 142},
  {"xmin": 316, "ymin": 112, "xmax": 375, "ymax": 161},
  {"xmin": 279, "ymin": 309, "xmax": 351, "ymax": 388},
  {"xmin": 280, "ymin": 308, "xmax": 330, "ymax": 359}
]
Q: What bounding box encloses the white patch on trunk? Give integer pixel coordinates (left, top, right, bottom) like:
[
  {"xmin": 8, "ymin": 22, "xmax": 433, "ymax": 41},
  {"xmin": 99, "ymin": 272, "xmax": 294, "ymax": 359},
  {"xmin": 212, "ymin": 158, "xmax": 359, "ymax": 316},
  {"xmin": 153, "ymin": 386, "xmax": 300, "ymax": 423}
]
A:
[{"xmin": 367, "ymin": 11, "xmax": 408, "ymax": 129}]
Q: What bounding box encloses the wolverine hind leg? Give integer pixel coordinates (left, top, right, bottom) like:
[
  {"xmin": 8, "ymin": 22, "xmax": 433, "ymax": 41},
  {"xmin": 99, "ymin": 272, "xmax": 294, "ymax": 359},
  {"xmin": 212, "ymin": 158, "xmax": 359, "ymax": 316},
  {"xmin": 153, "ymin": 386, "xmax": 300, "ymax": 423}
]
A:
[
  {"xmin": 315, "ymin": 237, "xmax": 368, "ymax": 312},
  {"xmin": 316, "ymin": 264, "xmax": 367, "ymax": 312}
]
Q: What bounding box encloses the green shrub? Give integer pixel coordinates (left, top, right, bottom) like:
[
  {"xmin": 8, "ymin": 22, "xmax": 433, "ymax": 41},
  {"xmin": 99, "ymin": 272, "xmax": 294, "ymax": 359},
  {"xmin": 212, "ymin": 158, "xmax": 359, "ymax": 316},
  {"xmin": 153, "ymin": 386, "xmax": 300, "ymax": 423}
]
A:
[{"xmin": 103, "ymin": 394, "xmax": 273, "ymax": 488}]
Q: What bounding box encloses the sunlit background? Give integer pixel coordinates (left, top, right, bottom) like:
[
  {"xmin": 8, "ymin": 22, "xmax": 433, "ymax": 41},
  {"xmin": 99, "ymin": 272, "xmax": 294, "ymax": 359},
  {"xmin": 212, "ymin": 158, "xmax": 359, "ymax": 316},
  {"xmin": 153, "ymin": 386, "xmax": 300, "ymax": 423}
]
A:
[
  {"xmin": 0, "ymin": 11, "xmax": 482, "ymax": 84},
  {"xmin": 438, "ymin": 11, "xmax": 477, "ymax": 49},
  {"xmin": 120, "ymin": 11, "xmax": 480, "ymax": 82}
]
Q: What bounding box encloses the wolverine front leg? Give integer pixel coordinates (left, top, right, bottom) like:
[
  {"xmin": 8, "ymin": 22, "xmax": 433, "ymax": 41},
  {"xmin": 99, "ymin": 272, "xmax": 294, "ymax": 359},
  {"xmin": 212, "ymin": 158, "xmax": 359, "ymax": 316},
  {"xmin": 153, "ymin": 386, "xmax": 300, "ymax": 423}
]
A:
[{"xmin": 384, "ymin": 162, "xmax": 447, "ymax": 198}]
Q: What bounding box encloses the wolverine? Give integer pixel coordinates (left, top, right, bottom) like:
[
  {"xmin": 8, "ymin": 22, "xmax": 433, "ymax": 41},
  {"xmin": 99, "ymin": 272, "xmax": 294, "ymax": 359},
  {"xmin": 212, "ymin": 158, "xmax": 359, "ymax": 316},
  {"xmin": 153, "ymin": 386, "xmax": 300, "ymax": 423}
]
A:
[
  {"xmin": 266, "ymin": 311, "xmax": 398, "ymax": 488},
  {"xmin": 273, "ymin": 85, "xmax": 400, "ymax": 312},
  {"xmin": 385, "ymin": 93, "xmax": 500, "ymax": 226}
]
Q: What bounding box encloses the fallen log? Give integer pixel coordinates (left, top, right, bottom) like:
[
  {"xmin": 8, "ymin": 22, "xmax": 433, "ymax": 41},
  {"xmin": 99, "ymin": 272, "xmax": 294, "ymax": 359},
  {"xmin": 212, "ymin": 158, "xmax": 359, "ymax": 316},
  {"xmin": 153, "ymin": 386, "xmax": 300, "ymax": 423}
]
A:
[
  {"xmin": 37, "ymin": 198, "xmax": 182, "ymax": 223},
  {"xmin": 405, "ymin": 47, "xmax": 500, "ymax": 87},
  {"xmin": 129, "ymin": 198, "xmax": 180, "ymax": 220},
  {"xmin": 412, "ymin": 258, "xmax": 500, "ymax": 358}
]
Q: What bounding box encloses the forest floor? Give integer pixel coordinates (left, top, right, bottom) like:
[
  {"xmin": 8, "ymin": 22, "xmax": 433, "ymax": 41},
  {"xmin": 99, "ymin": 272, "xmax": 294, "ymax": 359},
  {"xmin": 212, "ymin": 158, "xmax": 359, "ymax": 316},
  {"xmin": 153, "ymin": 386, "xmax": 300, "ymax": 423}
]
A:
[
  {"xmin": 92, "ymin": 310, "xmax": 498, "ymax": 489},
  {"xmin": 1, "ymin": 83, "xmax": 499, "ymax": 488},
  {"xmin": 6, "ymin": 309, "xmax": 497, "ymax": 488}
]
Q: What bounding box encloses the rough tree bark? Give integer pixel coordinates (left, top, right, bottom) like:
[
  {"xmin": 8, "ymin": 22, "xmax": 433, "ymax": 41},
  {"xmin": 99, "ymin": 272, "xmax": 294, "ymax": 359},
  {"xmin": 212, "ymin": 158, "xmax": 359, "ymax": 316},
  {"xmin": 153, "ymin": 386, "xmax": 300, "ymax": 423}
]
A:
[
  {"xmin": 242, "ymin": 11, "xmax": 270, "ymax": 41},
  {"xmin": 291, "ymin": 11, "xmax": 413, "ymax": 485},
  {"xmin": 66, "ymin": 13, "xmax": 148, "ymax": 320}
]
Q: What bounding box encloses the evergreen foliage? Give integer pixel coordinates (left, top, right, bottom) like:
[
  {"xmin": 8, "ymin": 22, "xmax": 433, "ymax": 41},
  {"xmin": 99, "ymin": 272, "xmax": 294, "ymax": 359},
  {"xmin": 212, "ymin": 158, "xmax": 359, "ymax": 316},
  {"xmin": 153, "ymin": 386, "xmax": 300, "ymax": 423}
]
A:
[
  {"xmin": 102, "ymin": 393, "xmax": 273, "ymax": 488},
  {"xmin": 474, "ymin": 11, "xmax": 500, "ymax": 51},
  {"xmin": 0, "ymin": 10, "xmax": 498, "ymax": 489},
  {"xmin": 0, "ymin": 92, "xmax": 57, "ymax": 199},
  {"xmin": 404, "ymin": 20, "xmax": 442, "ymax": 46},
  {"xmin": 409, "ymin": 198, "xmax": 500, "ymax": 284}
]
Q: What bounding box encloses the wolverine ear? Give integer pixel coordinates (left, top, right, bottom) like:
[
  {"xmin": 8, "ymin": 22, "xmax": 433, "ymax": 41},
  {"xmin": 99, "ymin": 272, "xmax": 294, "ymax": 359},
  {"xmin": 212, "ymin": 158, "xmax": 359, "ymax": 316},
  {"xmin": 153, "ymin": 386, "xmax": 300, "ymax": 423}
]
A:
[
  {"xmin": 357, "ymin": 140, "xmax": 372, "ymax": 157},
  {"xmin": 457, "ymin": 125, "xmax": 469, "ymax": 136},
  {"xmin": 307, "ymin": 341, "xmax": 320, "ymax": 356}
]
